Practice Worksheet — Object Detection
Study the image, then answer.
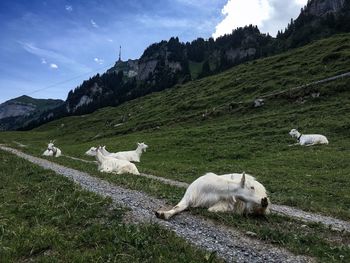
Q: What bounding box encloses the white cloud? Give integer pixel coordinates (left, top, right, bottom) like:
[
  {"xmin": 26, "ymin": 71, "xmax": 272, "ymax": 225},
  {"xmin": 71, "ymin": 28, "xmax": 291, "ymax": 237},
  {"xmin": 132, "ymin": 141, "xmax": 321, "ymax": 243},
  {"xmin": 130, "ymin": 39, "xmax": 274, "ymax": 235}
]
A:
[
  {"xmin": 213, "ymin": 0, "xmax": 272, "ymax": 39},
  {"xmin": 65, "ymin": 5, "xmax": 73, "ymax": 12},
  {"xmin": 19, "ymin": 41, "xmax": 91, "ymax": 72},
  {"xmin": 50, "ymin": 63, "xmax": 58, "ymax": 69},
  {"xmin": 107, "ymin": 38, "xmax": 114, "ymax": 42},
  {"xmin": 213, "ymin": 0, "xmax": 309, "ymax": 38},
  {"xmin": 90, "ymin": 19, "xmax": 99, "ymax": 28},
  {"xmin": 94, "ymin": 57, "xmax": 104, "ymax": 64},
  {"xmin": 294, "ymin": 0, "xmax": 308, "ymax": 6},
  {"xmin": 41, "ymin": 58, "xmax": 47, "ymax": 64}
]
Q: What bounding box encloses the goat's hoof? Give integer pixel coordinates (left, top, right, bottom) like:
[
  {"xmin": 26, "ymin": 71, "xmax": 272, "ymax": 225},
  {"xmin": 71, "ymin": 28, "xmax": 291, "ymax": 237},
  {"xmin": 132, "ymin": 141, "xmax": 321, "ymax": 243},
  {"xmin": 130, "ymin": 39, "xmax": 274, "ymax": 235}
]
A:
[
  {"xmin": 155, "ymin": 211, "xmax": 167, "ymax": 220},
  {"xmin": 261, "ymin": 197, "xmax": 268, "ymax": 208}
]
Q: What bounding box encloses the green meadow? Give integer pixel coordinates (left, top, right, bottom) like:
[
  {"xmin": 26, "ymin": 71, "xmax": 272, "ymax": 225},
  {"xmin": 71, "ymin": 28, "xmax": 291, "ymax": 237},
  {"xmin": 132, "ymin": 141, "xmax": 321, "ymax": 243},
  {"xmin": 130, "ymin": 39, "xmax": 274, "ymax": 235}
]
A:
[{"xmin": 1, "ymin": 34, "xmax": 350, "ymax": 262}]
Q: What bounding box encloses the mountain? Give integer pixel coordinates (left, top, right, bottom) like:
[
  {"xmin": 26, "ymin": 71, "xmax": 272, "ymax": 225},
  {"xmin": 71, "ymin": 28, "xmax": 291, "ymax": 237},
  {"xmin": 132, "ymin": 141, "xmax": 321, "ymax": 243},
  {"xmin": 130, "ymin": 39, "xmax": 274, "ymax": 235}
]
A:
[
  {"xmin": 2, "ymin": 32, "xmax": 350, "ymax": 262},
  {"xmin": 17, "ymin": 0, "xmax": 350, "ymax": 130},
  {"xmin": 0, "ymin": 95, "xmax": 63, "ymax": 131},
  {"xmin": 107, "ymin": 59, "xmax": 138, "ymax": 78},
  {"xmin": 23, "ymin": 27, "xmax": 273, "ymax": 129},
  {"xmin": 277, "ymin": 0, "xmax": 349, "ymax": 48}
]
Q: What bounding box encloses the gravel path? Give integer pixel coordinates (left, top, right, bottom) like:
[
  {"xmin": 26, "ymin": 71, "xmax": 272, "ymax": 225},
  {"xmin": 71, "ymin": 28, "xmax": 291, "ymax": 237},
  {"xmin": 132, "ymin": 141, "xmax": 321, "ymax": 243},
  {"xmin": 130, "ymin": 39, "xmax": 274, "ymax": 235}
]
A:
[
  {"xmin": 131, "ymin": 170, "xmax": 350, "ymax": 233},
  {"xmin": 1, "ymin": 145, "xmax": 312, "ymax": 263}
]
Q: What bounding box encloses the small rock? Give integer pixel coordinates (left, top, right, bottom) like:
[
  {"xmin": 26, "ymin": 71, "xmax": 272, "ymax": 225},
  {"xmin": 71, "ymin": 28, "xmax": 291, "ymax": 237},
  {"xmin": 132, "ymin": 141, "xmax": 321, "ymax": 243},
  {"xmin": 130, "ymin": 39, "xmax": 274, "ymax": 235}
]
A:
[
  {"xmin": 245, "ymin": 231, "xmax": 257, "ymax": 237},
  {"xmin": 254, "ymin": 99, "xmax": 264, "ymax": 108}
]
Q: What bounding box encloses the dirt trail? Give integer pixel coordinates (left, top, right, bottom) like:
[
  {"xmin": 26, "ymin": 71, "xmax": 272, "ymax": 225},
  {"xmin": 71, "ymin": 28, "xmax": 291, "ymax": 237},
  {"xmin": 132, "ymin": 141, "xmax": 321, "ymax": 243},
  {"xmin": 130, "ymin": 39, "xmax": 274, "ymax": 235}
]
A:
[
  {"xmin": 1, "ymin": 145, "xmax": 312, "ymax": 263},
  {"xmin": 131, "ymin": 171, "xmax": 350, "ymax": 233}
]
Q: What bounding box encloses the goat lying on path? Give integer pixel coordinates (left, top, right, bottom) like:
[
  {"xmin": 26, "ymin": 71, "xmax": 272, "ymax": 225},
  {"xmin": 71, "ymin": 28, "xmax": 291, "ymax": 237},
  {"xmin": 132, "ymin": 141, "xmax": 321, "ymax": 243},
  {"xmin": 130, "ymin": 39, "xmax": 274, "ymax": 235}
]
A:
[
  {"xmin": 42, "ymin": 141, "xmax": 62, "ymax": 157},
  {"xmin": 95, "ymin": 146, "xmax": 140, "ymax": 175},
  {"xmin": 101, "ymin": 143, "xmax": 148, "ymax": 162},
  {"xmin": 289, "ymin": 129, "xmax": 329, "ymax": 146},
  {"xmin": 155, "ymin": 172, "xmax": 270, "ymax": 220}
]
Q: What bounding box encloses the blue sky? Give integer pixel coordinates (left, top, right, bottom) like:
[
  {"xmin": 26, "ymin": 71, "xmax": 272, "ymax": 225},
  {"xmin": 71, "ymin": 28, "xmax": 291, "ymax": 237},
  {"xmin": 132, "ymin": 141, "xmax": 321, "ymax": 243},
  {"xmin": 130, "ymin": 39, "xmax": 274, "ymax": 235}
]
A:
[{"xmin": 0, "ymin": 0, "xmax": 307, "ymax": 103}]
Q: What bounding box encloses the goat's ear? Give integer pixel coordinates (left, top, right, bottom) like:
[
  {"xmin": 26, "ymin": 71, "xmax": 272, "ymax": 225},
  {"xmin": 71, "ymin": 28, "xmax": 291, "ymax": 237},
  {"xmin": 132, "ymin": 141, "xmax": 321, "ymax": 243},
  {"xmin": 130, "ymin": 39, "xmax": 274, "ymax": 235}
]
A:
[{"xmin": 240, "ymin": 172, "xmax": 246, "ymax": 188}]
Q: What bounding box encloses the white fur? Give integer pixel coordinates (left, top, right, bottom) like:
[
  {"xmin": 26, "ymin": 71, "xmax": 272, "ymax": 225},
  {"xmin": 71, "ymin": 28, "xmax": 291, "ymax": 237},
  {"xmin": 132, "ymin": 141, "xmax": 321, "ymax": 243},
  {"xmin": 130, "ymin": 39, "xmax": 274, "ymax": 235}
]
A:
[
  {"xmin": 155, "ymin": 172, "xmax": 270, "ymax": 220},
  {"xmin": 101, "ymin": 142, "xmax": 148, "ymax": 162},
  {"xmin": 43, "ymin": 141, "xmax": 61, "ymax": 157},
  {"xmin": 85, "ymin": 146, "xmax": 97, "ymax": 156},
  {"xmin": 289, "ymin": 129, "xmax": 329, "ymax": 146},
  {"xmin": 95, "ymin": 146, "xmax": 140, "ymax": 175},
  {"xmin": 42, "ymin": 149, "xmax": 53, "ymax": 156}
]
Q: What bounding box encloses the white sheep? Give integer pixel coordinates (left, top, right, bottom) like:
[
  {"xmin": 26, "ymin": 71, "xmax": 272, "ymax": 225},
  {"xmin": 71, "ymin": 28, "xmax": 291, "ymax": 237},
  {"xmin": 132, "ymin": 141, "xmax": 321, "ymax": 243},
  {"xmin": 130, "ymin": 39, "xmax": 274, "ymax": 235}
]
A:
[
  {"xmin": 289, "ymin": 129, "xmax": 329, "ymax": 146},
  {"xmin": 42, "ymin": 141, "xmax": 62, "ymax": 157},
  {"xmin": 155, "ymin": 172, "xmax": 270, "ymax": 220},
  {"xmin": 95, "ymin": 146, "xmax": 140, "ymax": 175},
  {"xmin": 101, "ymin": 142, "xmax": 148, "ymax": 162}
]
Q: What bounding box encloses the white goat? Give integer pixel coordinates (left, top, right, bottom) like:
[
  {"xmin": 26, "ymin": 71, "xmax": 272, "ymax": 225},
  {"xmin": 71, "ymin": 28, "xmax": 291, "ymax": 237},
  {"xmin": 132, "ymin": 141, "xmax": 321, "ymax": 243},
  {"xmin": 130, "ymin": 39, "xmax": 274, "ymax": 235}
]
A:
[
  {"xmin": 42, "ymin": 149, "xmax": 53, "ymax": 156},
  {"xmin": 289, "ymin": 129, "xmax": 329, "ymax": 146},
  {"xmin": 95, "ymin": 146, "xmax": 140, "ymax": 175},
  {"xmin": 155, "ymin": 172, "xmax": 270, "ymax": 220},
  {"xmin": 101, "ymin": 142, "xmax": 148, "ymax": 162},
  {"xmin": 85, "ymin": 146, "xmax": 97, "ymax": 156},
  {"xmin": 42, "ymin": 141, "xmax": 62, "ymax": 157}
]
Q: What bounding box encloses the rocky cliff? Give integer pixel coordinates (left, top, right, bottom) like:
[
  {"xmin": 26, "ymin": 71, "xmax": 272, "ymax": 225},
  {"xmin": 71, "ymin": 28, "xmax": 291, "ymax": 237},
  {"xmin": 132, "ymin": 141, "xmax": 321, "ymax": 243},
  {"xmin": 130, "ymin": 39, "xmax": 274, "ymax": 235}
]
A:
[{"xmin": 306, "ymin": 0, "xmax": 346, "ymax": 16}]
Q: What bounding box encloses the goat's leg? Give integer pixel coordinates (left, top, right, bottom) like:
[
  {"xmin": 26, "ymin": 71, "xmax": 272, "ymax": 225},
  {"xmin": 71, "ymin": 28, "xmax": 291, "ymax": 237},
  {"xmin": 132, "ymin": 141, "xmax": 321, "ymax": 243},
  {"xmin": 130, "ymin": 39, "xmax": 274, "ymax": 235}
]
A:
[
  {"xmin": 208, "ymin": 196, "xmax": 236, "ymax": 212},
  {"xmin": 208, "ymin": 201, "xmax": 232, "ymax": 213},
  {"xmin": 155, "ymin": 200, "xmax": 188, "ymax": 220},
  {"xmin": 305, "ymin": 143, "xmax": 316, "ymax": 147},
  {"xmin": 288, "ymin": 143, "xmax": 300, "ymax": 147}
]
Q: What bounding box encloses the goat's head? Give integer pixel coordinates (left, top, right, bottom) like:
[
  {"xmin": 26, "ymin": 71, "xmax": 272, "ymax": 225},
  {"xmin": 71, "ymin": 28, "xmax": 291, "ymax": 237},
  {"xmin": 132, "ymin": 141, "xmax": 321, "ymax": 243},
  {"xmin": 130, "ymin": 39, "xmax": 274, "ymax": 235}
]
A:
[
  {"xmin": 96, "ymin": 146, "xmax": 104, "ymax": 154},
  {"xmin": 235, "ymin": 172, "xmax": 270, "ymax": 216},
  {"xmin": 289, "ymin": 128, "xmax": 299, "ymax": 138},
  {"xmin": 48, "ymin": 141, "xmax": 55, "ymax": 150},
  {"xmin": 137, "ymin": 142, "xmax": 148, "ymax": 152},
  {"xmin": 85, "ymin": 147, "xmax": 97, "ymax": 156}
]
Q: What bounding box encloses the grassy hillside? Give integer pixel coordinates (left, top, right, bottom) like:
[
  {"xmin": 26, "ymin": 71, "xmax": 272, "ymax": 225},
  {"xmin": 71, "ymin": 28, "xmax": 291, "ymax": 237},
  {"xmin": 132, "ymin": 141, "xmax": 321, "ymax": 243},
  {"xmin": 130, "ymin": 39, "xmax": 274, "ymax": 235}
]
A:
[
  {"xmin": 1, "ymin": 33, "xmax": 350, "ymax": 262},
  {"xmin": 1, "ymin": 34, "xmax": 350, "ymax": 220}
]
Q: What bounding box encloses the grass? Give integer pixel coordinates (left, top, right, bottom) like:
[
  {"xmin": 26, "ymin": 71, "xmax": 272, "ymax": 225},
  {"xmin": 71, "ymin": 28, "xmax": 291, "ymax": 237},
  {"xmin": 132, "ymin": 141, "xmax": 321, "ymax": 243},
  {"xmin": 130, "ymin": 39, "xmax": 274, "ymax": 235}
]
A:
[
  {"xmin": 1, "ymin": 33, "xmax": 350, "ymax": 262},
  {"xmin": 2, "ymin": 82, "xmax": 350, "ymax": 220},
  {"xmin": 2, "ymin": 147, "xmax": 349, "ymax": 262},
  {"xmin": 0, "ymin": 150, "xmax": 222, "ymax": 262}
]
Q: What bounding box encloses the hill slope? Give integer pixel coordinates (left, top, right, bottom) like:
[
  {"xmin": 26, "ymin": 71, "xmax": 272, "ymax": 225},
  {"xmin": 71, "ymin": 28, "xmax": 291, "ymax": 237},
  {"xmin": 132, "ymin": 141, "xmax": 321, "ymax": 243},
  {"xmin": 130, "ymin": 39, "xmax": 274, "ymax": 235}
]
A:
[
  {"xmin": 1, "ymin": 33, "xmax": 350, "ymax": 262},
  {"xmin": 0, "ymin": 95, "xmax": 63, "ymax": 131},
  {"xmin": 2, "ymin": 33, "xmax": 350, "ymax": 220},
  {"xmin": 20, "ymin": 0, "xmax": 350, "ymax": 130}
]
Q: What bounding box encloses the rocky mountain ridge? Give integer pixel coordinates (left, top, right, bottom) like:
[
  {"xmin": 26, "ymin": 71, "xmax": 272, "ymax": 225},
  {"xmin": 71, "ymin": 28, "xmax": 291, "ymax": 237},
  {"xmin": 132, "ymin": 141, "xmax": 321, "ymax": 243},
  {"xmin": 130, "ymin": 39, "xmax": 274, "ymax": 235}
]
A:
[
  {"xmin": 0, "ymin": 96, "xmax": 63, "ymax": 131},
  {"xmin": 8, "ymin": 0, "xmax": 350, "ymax": 131}
]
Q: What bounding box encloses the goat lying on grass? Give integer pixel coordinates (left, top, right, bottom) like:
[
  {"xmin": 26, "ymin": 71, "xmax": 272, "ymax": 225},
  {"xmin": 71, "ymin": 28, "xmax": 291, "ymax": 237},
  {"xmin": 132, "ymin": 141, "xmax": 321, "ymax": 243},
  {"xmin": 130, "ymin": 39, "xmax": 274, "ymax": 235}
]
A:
[
  {"xmin": 155, "ymin": 172, "xmax": 270, "ymax": 220},
  {"xmin": 289, "ymin": 129, "xmax": 329, "ymax": 146},
  {"xmin": 85, "ymin": 146, "xmax": 97, "ymax": 156},
  {"xmin": 95, "ymin": 146, "xmax": 140, "ymax": 175},
  {"xmin": 101, "ymin": 143, "xmax": 148, "ymax": 162},
  {"xmin": 42, "ymin": 141, "xmax": 62, "ymax": 157}
]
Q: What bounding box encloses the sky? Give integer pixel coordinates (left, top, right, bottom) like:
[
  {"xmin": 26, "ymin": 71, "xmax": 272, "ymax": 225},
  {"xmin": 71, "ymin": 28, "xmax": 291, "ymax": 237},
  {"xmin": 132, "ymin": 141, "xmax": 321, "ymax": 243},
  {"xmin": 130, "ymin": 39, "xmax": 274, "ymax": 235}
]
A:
[{"xmin": 0, "ymin": 0, "xmax": 308, "ymax": 103}]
